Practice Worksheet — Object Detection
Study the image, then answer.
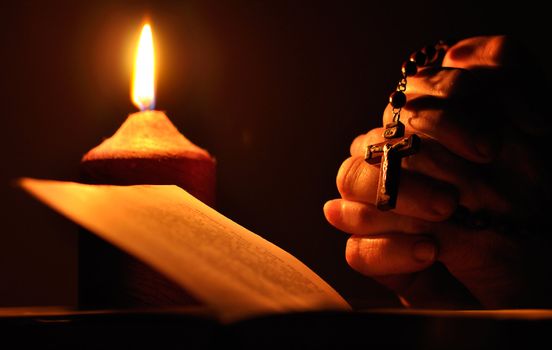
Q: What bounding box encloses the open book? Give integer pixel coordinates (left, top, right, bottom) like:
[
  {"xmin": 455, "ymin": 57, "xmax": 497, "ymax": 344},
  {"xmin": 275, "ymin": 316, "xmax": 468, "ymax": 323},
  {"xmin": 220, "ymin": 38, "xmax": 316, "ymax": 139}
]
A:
[{"xmin": 18, "ymin": 178, "xmax": 351, "ymax": 322}]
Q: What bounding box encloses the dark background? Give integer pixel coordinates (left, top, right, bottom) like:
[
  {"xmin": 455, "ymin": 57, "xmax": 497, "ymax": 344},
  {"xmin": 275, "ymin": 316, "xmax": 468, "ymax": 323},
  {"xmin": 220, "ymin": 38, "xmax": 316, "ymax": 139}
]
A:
[{"xmin": 0, "ymin": 0, "xmax": 548, "ymax": 308}]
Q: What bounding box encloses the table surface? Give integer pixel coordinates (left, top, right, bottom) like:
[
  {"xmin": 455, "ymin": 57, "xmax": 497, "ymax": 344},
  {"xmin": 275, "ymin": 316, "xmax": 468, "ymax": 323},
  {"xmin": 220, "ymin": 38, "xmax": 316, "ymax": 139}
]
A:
[{"xmin": 1, "ymin": 306, "xmax": 551, "ymax": 349}]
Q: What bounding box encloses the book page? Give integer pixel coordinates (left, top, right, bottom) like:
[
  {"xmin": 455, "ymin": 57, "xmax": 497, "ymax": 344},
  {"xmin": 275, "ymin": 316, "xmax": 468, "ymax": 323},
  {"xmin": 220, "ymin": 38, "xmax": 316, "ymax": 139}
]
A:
[{"xmin": 19, "ymin": 178, "xmax": 350, "ymax": 322}]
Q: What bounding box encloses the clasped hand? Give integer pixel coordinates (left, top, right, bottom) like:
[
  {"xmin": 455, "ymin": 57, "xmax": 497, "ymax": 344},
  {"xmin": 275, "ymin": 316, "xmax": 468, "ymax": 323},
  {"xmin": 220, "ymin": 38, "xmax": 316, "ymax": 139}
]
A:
[{"xmin": 324, "ymin": 36, "xmax": 552, "ymax": 308}]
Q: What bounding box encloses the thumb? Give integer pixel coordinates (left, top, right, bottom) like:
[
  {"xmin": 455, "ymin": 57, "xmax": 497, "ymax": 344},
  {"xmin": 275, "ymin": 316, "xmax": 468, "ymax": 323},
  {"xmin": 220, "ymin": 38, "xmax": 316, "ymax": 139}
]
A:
[{"xmin": 442, "ymin": 35, "xmax": 512, "ymax": 70}]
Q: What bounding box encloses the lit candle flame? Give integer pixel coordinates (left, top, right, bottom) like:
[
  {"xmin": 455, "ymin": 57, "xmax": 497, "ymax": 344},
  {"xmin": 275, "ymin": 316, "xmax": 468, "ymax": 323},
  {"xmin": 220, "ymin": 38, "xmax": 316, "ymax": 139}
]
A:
[{"xmin": 132, "ymin": 23, "xmax": 155, "ymax": 111}]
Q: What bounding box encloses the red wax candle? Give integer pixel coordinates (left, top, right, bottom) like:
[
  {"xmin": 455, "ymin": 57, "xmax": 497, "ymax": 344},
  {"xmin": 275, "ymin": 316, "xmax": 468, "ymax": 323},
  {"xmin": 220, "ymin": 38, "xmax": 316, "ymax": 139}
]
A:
[
  {"xmin": 79, "ymin": 111, "xmax": 215, "ymax": 309},
  {"xmin": 78, "ymin": 23, "xmax": 216, "ymax": 309},
  {"xmin": 81, "ymin": 110, "xmax": 216, "ymax": 206}
]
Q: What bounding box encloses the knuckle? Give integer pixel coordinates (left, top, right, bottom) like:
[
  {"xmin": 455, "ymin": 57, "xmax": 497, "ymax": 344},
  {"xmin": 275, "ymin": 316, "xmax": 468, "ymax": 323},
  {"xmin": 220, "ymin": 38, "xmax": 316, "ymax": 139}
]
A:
[
  {"xmin": 350, "ymin": 128, "xmax": 384, "ymax": 156},
  {"xmin": 345, "ymin": 237, "xmax": 365, "ymax": 273},
  {"xmin": 345, "ymin": 237, "xmax": 382, "ymax": 276},
  {"xmin": 355, "ymin": 204, "xmax": 376, "ymax": 228},
  {"xmin": 400, "ymin": 216, "xmax": 431, "ymax": 234},
  {"xmin": 350, "ymin": 134, "xmax": 366, "ymax": 156},
  {"xmin": 405, "ymin": 108, "xmax": 445, "ymax": 135},
  {"xmin": 432, "ymin": 69, "xmax": 473, "ymax": 98},
  {"xmin": 383, "ymin": 104, "xmax": 394, "ymax": 124},
  {"xmin": 366, "ymin": 128, "xmax": 384, "ymax": 144},
  {"xmin": 483, "ymin": 35, "xmax": 508, "ymax": 67},
  {"xmin": 336, "ymin": 157, "xmax": 365, "ymax": 198},
  {"xmin": 405, "ymin": 68, "xmax": 474, "ymax": 99},
  {"xmin": 429, "ymin": 187, "xmax": 459, "ymax": 221},
  {"xmin": 404, "ymin": 106, "xmax": 419, "ymax": 120}
]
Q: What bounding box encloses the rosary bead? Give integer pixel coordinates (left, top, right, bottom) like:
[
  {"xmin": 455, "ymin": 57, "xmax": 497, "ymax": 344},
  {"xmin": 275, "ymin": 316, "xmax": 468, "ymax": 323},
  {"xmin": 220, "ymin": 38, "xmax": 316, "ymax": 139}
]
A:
[
  {"xmin": 389, "ymin": 90, "xmax": 406, "ymax": 108},
  {"xmin": 410, "ymin": 50, "xmax": 427, "ymax": 66},
  {"xmin": 367, "ymin": 41, "xmax": 451, "ymax": 212},
  {"xmin": 401, "ymin": 60, "xmax": 417, "ymax": 77}
]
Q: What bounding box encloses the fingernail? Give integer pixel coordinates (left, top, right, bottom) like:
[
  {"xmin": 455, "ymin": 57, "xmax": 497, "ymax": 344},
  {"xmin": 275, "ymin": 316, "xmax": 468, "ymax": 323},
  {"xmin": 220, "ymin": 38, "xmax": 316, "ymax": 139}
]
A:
[{"xmin": 412, "ymin": 240, "xmax": 437, "ymax": 263}]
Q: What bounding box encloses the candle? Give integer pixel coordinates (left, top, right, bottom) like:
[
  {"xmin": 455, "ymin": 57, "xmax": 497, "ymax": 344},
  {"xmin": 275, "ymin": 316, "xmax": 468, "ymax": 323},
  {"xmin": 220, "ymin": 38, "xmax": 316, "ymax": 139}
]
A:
[
  {"xmin": 81, "ymin": 24, "xmax": 216, "ymax": 205},
  {"xmin": 79, "ymin": 23, "xmax": 215, "ymax": 308}
]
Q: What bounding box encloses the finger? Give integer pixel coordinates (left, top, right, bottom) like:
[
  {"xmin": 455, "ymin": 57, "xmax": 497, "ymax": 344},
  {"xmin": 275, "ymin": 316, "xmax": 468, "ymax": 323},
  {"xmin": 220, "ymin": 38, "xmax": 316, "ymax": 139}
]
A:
[
  {"xmin": 336, "ymin": 156, "xmax": 458, "ymax": 221},
  {"xmin": 432, "ymin": 222, "xmax": 526, "ymax": 308},
  {"xmin": 442, "ymin": 35, "xmax": 510, "ymax": 70},
  {"xmin": 345, "ymin": 233, "xmax": 437, "ymax": 276},
  {"xmin": 400, "ymin": 140, "xmax": 510, "ymax": 212},
  {"xmin": 382, "ymin": 101, "xmax": 499, "ymax": 163},
  {"xmin": 323, "ymin": 199, "xmax": 431, "ymax": 235},
  {"xmin": 442, "ymin": 36, "xmax": 552, "ymax": 137},
  {"xmin": 381, "ymin": 67, "xmax": 500, "ymax": 162},
  {"xmin": 373, "ymin": 263, "xmax": 482, "ymax": 309},
  {"xmin": 350, "ymin": 130, "xmax": 507, "ymax": 212},
  {"xmin": 351, "ymin": 123, "xmax": 494, "ymax": 166},
  {"xmin": 404, "ymin": 67, "xmax": 476, "ymax": 99},
  {"xmin": 353, "ymin": 125, "xmax": 489, "ymax": 175},
  {"xmin": 350, "ymin": 128, "xmax": 385, "ymax": 157}
]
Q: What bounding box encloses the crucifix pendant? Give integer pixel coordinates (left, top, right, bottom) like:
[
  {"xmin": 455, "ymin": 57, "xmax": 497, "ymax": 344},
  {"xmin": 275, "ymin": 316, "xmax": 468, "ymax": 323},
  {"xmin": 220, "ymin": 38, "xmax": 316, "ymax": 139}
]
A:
[
  {"xmin": 365, "ymin": 121, "xmax": 420, "ymax": 210},
  {"xmin": 364, "ymin": 40, "xmax": 449, "ymax": 210}
]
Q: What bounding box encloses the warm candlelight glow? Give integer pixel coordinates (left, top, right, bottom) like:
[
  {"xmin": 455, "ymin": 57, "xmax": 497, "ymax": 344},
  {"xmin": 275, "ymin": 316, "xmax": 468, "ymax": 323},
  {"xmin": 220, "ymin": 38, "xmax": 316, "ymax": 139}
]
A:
[{"xmin": 132, "ymin": 23, "xmax": 155, "ymax": 111}]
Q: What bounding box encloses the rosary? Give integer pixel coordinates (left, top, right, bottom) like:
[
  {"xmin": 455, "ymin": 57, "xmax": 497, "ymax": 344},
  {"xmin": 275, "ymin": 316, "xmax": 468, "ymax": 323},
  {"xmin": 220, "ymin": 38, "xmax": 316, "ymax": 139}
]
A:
[
  {"xmin": 365, "ymin": 41, "xmax": 450, "ymax": 210},
  {"xmin": 364, "ymin": 41, "xmax": 541, "ymax": 237}
]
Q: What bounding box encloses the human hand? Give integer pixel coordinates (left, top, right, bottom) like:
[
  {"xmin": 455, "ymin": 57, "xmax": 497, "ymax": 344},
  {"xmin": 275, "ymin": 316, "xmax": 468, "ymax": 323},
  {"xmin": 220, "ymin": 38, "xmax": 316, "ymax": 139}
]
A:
[{"xmin": 324, "ymin": 36, "xmax": 552, "ymax": 308}]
